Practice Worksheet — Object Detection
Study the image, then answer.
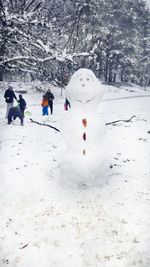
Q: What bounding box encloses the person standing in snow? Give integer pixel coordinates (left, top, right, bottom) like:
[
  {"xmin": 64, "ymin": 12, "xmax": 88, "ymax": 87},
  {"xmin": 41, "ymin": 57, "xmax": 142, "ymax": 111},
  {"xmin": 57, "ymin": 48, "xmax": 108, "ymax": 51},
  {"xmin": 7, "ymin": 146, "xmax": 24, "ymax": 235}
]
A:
[
  {"xmin": 17, "ymin": 94, "xmax": 27, "ymax": 117},
  {"xmin": 41, "ymin": 95, "xmax": 49, "ymax": 115},
  {"xmin": 4, "ymin": 86, "xmax": 17, "ymax": 118},
  {"xmin": 7, "ymin": 106, "xmax": 24, "ymax": 126},
  {"xmin": 64, "ymin": 98, "xmax": 71, "ymax": 110},
  {"xmin": 45, "ymin": 89, "xmax": 54, "ymax": 114}
]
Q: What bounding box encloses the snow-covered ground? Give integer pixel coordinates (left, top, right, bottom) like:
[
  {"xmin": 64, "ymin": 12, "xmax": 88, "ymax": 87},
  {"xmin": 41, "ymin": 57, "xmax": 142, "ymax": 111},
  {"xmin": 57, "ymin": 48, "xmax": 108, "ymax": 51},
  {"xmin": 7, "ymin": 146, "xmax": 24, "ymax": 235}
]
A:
[{"xmin": 0, "ymin": 82, "xmax": 150, "ymax": 267}]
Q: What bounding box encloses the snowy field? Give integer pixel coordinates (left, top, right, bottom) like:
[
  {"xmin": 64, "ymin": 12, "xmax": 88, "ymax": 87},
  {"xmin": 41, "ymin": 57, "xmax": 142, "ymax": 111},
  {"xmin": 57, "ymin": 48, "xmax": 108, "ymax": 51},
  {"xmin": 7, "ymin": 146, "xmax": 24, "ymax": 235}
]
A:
[{"xmin": 0, "ymin": 82, "xmax": 150, "ymax": 267}]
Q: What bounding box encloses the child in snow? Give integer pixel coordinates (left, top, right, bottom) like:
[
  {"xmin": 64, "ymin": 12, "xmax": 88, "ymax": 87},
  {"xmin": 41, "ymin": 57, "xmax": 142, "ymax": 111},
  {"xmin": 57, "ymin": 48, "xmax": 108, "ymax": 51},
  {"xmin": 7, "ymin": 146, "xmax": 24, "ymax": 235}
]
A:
[
  {"xmin": 64, "ymin": 98, "xmax": 71, "ymax": 111},
  {"xmin": 8, "ymin": 106, "xmax": 24, "ymax": 126},
  {"xmin": 41, "ymin": 95, "xmax": 49, "ymax": 115},
  {"xmin": 17, "ymin": 94, "xmax": 27, "ymax": 117}
]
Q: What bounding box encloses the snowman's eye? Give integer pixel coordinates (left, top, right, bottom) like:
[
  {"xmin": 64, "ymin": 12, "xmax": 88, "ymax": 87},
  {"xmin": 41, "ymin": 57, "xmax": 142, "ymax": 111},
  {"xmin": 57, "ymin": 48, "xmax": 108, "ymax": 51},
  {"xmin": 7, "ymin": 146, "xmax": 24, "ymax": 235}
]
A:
[{"xmin": 87, "ymin": 78, "xmax": 90, "ymax": 81}]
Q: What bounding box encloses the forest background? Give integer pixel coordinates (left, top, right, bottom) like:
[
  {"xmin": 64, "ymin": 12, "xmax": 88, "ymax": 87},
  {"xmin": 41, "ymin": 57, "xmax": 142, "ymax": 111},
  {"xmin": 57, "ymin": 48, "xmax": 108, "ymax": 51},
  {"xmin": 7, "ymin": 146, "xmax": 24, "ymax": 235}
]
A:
[{"xmin": 0, "ymin": 0, "xmax": 150, "ymax": 87}]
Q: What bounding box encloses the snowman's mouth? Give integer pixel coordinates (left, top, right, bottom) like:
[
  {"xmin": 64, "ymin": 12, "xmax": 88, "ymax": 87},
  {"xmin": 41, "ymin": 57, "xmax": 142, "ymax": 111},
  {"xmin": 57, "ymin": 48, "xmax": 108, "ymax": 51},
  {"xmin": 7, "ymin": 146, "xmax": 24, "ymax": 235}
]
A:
[{"xmin": 77, "ymin": 96, "xmax": 95, "ymax": 103}]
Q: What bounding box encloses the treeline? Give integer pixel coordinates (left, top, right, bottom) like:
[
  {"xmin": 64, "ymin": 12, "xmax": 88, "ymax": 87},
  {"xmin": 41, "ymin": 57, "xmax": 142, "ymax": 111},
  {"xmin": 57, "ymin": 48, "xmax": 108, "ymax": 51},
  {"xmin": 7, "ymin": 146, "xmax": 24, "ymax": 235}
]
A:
[{"xmin": 0, "ymin": 0, "xmax": 150, "ymax": 86}]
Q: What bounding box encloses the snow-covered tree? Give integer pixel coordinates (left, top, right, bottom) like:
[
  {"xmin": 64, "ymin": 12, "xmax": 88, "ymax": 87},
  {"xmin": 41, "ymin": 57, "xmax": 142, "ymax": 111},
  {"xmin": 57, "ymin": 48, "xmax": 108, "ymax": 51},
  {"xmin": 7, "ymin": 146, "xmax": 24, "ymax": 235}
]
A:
[{"xmin": 0, "ymin": 0, "xmax": 149, "ymax": 85}]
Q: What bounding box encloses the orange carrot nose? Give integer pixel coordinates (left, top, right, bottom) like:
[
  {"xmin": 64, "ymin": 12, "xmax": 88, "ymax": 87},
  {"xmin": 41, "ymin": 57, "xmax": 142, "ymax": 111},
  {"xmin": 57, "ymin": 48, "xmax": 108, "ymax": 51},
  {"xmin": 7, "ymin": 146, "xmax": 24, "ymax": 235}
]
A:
[{"xmin": 82, "ymin": 118, "xmax": 87, "ymax": 127}]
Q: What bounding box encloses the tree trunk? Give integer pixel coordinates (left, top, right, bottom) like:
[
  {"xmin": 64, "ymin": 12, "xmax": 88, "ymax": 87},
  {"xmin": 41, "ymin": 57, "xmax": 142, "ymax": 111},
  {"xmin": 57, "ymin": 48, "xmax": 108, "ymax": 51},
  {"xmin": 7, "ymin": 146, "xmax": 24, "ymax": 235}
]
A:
[
  {"xmin": 0, "ymin": 67, "xmax": 3, "ymax": 81},
  {"xmin": 105, "ymin": 57, "xmax": 109, "ymax": 82},
  {"xmin": 108, "ymin": 63, "xmax": 113, "ymax": 83},
  {"xmin": 113, "ymin": 73, "xmax": 116, "ymax": 83},
  {"xmin": 121, "ymin": 65, "xmax": 124, "ymax": 82}
]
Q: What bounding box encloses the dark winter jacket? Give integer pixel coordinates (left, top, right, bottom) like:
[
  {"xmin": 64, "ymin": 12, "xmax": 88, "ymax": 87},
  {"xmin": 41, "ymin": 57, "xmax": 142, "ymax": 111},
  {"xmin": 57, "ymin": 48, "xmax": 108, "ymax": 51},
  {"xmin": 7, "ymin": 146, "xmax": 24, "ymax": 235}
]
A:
[
  {"xmin": 4, "ymin": 88, "xmax": 17, "ymax": 103},
  {"xmin": 8, "ymin": 106, "xmax": 23, "ymax": 118},
  {"xmin": 45, "ymin": 91, "xmax": 54, "ymax": 104},
  {"xmin": 65, "ymin": 98, "xmax": 71, "ymax": 108},
  {"xmin": 8, "ymin": 106, "xmax": 23, "ymax": 125},
  {"xmin": 18, "ymin": 97, "xmax": 26, "ymax": 110}
]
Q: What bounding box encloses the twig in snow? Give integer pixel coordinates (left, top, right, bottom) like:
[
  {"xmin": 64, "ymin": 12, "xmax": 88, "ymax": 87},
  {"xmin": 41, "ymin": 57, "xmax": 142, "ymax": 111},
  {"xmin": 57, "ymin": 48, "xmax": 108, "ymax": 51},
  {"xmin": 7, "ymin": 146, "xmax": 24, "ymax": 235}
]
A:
[
  {"xmin": 106, "ymin": 115, "xmax": 136, "ymax": 126},
  {"xmin": 20, "ymin": 244, "xmax": 28, "ymax": 249},
  {"xmin": 29, "ymin": 118, "xmax": 60, "ymax": 132}
]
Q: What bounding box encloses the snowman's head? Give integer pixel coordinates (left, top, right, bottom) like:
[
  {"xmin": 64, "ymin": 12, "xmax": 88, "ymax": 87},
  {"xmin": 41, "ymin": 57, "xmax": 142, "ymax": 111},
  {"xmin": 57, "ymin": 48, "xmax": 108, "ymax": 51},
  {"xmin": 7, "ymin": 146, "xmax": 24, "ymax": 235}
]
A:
[{"xmin": 66, "ymin": 68, "xmax": 104, "ymax": 106}]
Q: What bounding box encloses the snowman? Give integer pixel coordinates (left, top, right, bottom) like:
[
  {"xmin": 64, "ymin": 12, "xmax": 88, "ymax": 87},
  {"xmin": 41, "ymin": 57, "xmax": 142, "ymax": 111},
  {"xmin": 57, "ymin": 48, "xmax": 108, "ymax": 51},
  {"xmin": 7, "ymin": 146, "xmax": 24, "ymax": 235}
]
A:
[{"xmin": 61, "ymin": 68, "xmax": 106, "ymax": 187}]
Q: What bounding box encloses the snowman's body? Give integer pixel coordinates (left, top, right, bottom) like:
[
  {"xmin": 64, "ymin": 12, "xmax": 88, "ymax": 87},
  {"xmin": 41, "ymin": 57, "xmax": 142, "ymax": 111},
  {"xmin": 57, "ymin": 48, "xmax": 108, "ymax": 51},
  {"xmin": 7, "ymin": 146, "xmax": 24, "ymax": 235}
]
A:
[{"xmin": 61, "ymin": 68, "xmax": 105, "ymax": 186}]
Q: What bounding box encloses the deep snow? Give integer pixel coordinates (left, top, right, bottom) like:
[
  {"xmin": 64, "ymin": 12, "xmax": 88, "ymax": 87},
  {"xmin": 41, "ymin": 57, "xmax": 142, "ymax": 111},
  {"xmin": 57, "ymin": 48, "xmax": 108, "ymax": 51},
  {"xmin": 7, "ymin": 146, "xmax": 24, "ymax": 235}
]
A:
[{"xmin": 0, "ymin": 81, "xmax": 150, "ymax": 267}]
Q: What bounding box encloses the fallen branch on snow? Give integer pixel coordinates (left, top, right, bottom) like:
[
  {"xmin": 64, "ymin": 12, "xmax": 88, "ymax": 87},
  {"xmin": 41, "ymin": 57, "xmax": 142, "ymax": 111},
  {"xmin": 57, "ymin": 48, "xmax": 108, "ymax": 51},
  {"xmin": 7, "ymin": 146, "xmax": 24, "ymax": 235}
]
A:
[
  {"xmin": 20, "ymin": 244, "xmax": 28, "ymax": 249},
  {"xmin": 29, "ymin": 118, "xmax": 60, "ymax": 132},
  {"xmin": 106, "ymin": 115, "xmax": 136, "ymax": 125}
]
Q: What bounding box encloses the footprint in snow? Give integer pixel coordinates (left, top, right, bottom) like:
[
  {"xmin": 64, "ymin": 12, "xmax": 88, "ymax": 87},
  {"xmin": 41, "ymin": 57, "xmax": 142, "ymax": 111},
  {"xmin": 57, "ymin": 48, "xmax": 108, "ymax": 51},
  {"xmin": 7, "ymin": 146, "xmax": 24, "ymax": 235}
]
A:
[
  {"xmin": 2, "ymin": 259, "xmax": 9, "ymax": 265},
  {"xmin": 138, "ymin": 138, "xmax": 147, "ymax": 142}
]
